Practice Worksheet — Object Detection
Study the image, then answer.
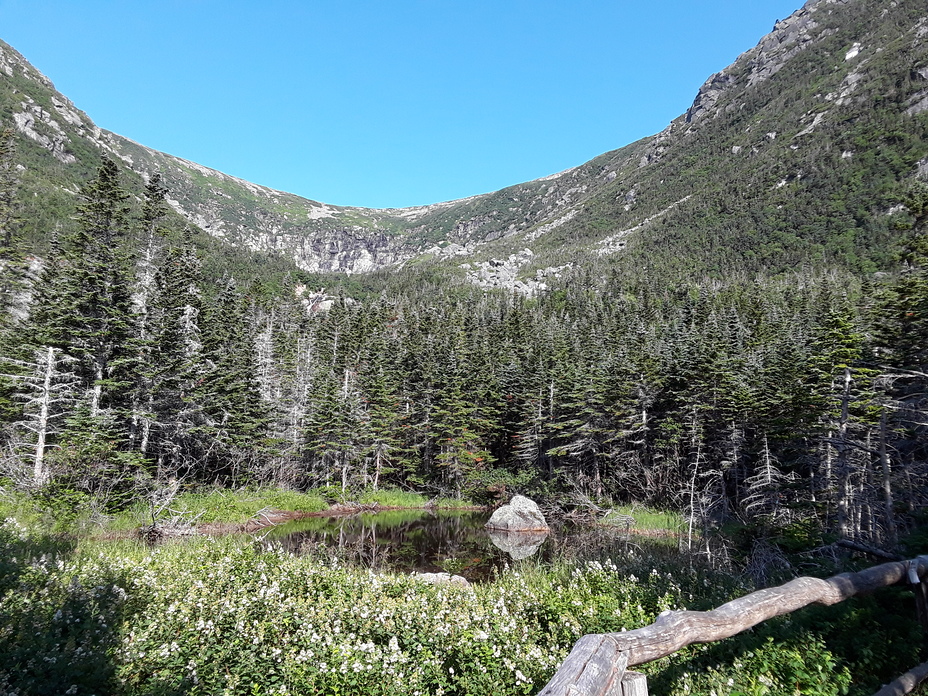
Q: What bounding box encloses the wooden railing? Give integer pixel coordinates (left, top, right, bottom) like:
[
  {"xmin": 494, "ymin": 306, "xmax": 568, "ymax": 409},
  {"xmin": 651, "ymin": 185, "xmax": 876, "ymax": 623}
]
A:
[{"xmin": 538, "ymin": 555, "xmax": 928, "ymax": 696}]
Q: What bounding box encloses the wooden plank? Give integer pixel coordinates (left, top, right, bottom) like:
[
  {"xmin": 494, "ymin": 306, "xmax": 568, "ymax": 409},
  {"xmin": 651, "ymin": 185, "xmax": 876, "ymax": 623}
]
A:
[{"xmin": 536, "ymin": 635, "xmax": 627, "ymax": 696}]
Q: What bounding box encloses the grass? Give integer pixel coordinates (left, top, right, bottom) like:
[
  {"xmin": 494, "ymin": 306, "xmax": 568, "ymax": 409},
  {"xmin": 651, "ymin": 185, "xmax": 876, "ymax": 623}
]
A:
[
  {"xmin": 106, "ymin": 486, "xmax": 472, "ymax": 531},
  {"xmin": 356, "ymin": 488, "xmax": 468, "ymax": 508},
  {"xmin": 111, "ymin": 487, "xmax": 329, "ymax": 529},
  {"xmin": 1, "ymin": 482, "xmax": 474, "ymax": 537},
  {"xmin": 603, "ymin": 505, "xmax": 684, "ymax": 533}
]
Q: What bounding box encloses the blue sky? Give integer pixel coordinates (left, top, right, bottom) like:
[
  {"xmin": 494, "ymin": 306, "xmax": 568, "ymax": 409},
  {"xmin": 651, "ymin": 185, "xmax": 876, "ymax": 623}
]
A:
[{"xmin": 0, "ymin": 1, "xmax": 802, "ymax": 208}]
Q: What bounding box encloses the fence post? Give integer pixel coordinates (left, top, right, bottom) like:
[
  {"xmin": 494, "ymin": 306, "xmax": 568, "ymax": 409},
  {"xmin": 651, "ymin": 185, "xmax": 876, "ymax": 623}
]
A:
[
  {"xmin": 620, "ymin": 671, "xmax": 649, "ymax": 696},
  {"xmin": 537, "ymin": 635, "xmax": 628, "ymax": 696}
]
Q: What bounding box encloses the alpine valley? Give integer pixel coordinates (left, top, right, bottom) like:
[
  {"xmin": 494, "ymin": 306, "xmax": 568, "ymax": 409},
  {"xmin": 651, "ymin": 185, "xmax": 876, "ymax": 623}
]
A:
[
  {"xmin": 0, "ymin": 0, "xmax": 928, "ymax": 694},
  {"xmin": 2, "ymin": 0, "xmax": 928, "ymax": 692}
]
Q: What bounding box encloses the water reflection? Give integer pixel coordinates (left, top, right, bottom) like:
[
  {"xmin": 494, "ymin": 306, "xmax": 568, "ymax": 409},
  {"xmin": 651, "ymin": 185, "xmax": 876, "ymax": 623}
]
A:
[
  {"xmin": 265, "ymin": 510, "xmax": 504, "ymax": 581},
  {"xmin": 487, "ymin": 529, "xmax": 548, "ymax": 560},
  {"xmin": 261, "ymin": 510, "xmax": 645, "ymax": 582}
]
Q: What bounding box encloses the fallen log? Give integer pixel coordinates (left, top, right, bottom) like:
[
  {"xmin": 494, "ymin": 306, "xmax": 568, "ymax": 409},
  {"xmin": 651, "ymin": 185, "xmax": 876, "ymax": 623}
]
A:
[
  {"xmin": 540, "ymin": 555, "xmax": 928, "ymax": 695},
  {"xmin": 872, "ymin": 660, "xmax": 928, "ymax": 696}
]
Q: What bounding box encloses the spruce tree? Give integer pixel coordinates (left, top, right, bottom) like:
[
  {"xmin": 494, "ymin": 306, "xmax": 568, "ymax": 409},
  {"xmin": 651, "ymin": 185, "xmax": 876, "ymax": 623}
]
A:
[
  {"xmin": 142, "ymin": 233, "xmax": 206, "ymax": 475},
  {"xmin": 0, "ymin": 126, "xmax": 18, "ymax": 254},
  {"xmin": 195, "ymin": 277, "xmax": 269, "ymax": 481},
  {"xmin": 0, "ymin": 125, "xmax": 23, "ymax": 425},
  {"xmin": 31, "ymin": 157, "xmax": 137, "ymax": 418}
]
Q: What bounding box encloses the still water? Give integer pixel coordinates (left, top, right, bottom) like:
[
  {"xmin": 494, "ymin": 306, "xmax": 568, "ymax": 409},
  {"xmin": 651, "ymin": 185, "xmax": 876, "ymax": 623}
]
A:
[{"xmin": 260, "ymin": 509, "xmax": 639, "ymax": 582}]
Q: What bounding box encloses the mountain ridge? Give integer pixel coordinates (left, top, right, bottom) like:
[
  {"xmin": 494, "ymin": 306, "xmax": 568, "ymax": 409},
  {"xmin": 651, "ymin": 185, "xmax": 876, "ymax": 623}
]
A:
[{"xmin": 2, "ymin": 0, "xmax": 927, "ymax": 289}]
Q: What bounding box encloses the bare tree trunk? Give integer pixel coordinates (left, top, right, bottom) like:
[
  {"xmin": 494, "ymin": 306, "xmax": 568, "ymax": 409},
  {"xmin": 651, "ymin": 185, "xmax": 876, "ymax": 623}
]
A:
[
  {"xmin": 373, "ymin": 446, "xmax": 382, "ymax": 491},
  {"xmin": 31, "ymin": 346, "xmax": 57, "ymax": 485},
  {"xmin": 341, "ymin": 452, "xmax": 349, "ymax": 493},
  {"xmin": 90, "ymin": 362, "xmax": 104, "ymax": 418},
  {"xmin": 687, "ymin": 412, "xmax": 703, "ymax": 552},
  {"xmin": 879, "ymin": 410, "xmax": 898, "ymax": 546},
  {"xmin": 140, "ymin": 395, "xmax": 153, "ymax": 456},
  {"xmin": 835, "ymin": 367, "xmax": 853, "ymax": 539}
]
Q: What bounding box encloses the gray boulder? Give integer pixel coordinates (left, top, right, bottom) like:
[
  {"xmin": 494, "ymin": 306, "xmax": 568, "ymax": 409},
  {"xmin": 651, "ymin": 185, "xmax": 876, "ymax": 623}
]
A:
[
  {"xmin": 485, "ymin": 495, "xmax": 549, "ymax": 532},
  {"xmin": 414, "ymin": 572, "xmax": 471, "ymax": 588}
]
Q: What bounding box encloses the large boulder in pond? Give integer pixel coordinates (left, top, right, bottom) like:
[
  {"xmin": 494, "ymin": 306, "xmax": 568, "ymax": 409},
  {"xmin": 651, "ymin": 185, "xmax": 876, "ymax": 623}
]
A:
[{"xmin": 485, "ymin": 495, "xmax": 549, "ymax": 532}]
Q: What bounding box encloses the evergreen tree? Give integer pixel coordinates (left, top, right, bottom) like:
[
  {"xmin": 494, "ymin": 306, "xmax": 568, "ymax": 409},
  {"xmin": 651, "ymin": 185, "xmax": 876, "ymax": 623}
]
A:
[
  {"xmin": 0, "ymin": 126, "xmax": 18, "ymax": 254},
  {"xmin": 195, "ymin": 277, "xmax": 269, "ymax": 481},
  {"xmin": 142, "ymin": 233, "xmax": 206, "ymax": 476},
  {"xmin": 302, "ymin": 367, "xmax": 367, "ymax": 490},
  {"xmin": 30, "ymin": 157, "xmax": 137, "ymax": 420},
  {"xmin": 0, "ymin": 125, "xmax": 23, "ymax": 425}
]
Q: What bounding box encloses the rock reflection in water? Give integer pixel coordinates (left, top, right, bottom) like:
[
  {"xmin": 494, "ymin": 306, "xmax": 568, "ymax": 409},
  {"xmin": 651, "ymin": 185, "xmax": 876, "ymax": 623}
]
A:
[
  {"xmin": 487, "ymin": 529, "xmax": 549, "ymax": 560},
  {"xmin": 262, "ymin": 510, "xmax": 668, "ymax": 582}
]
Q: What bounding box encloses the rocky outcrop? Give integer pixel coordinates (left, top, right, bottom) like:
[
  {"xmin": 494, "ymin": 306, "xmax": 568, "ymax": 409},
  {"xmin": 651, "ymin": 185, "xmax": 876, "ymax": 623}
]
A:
[
  {"xmin": 685, "ymin": 72, "xmax": 736, "ymax": 124},
  {"xmin": 744, "ymin": 3, "xmax": 824, "ymax": 88},
  {"xmin": 485, "ymin": 495, "xmax": 549, "ymax": 532},
  {"xmin": 13, "ymin": 99, "xmax": 76, "ymax": 164},
  {"xmin": 684, "ymin": 0, "xmax": 830, "ymax": 126}
]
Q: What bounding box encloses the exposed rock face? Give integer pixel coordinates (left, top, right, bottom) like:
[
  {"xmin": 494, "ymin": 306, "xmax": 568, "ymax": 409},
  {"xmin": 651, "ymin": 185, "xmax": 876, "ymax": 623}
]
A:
[
  {"xmin": 685, "ymin": 72, "xmax": 736, "ymax": 124},
  {"xmin": 2, "ymin": 0, "xmax": 926, "ymax": 286},
  {"xmin": 485, "ymin": 495, "xmax": 549, "ymax": 532},
  {"xmin": 684, "ymin": 0, "xmax": 832, "ymax": 127},
  {"xmin": 744, "ymin": 3, "xmax": 824, "ymax": 88},
  {"xmin": 13, "ymin": 99, "xmax": 76, "ymax": 164},
  {"xmin": 488, "ymin": 529, "xmax": 549, "ymax": 560}
]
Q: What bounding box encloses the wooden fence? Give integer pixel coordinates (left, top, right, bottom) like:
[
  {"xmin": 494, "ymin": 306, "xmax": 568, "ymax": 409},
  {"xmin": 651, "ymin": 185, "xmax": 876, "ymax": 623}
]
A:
[{"xmin": 538, "ymin": 555, "xmax": 928, "ymax": 696}]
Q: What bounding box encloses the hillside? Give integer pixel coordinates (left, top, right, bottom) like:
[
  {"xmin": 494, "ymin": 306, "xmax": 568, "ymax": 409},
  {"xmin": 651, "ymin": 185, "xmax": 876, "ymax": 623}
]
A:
[{"xmin": 2, "ymin": 0, "xmax": 928, "ymax": 293}]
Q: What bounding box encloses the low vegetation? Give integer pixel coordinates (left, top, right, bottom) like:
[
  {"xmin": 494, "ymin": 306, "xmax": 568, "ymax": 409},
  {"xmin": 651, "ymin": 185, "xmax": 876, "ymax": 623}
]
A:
[
  {"xmin": 604, "ymin": 506, "xmax": 685, "ymax": 534},
  {"xmin": 2, "ymin": 519, "xmax": 923, "ymax": 696}
]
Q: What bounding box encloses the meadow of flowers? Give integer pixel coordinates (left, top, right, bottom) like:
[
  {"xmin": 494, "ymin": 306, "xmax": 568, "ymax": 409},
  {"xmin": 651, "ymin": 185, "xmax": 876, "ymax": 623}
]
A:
[{"xmin": 0, "ymin": 517, "xmax": 916, "ymax": 696}]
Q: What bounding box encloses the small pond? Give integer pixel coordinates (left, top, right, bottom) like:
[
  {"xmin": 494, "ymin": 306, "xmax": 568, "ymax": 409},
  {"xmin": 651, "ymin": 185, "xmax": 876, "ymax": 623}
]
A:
[{"xmin": 259, "ymin": 509, "xmax": 652, "ymax": 582}]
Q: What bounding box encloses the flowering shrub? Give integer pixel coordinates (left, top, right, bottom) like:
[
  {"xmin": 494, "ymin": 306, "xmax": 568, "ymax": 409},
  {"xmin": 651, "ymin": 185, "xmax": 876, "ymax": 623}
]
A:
[
  {"xmin": 113, "ymin": 546, "xmax": 692, "ymax": 695},
  {"xmin": 0, "ymin": 519, "xmax": 912, "ymax": 695}
]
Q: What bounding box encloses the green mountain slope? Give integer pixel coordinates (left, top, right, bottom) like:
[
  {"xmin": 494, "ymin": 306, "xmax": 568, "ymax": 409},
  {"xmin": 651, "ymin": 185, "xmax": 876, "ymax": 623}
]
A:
[
  {"xmin": 1, "ymin": 0, "xmax": 927, "ymax": 288},
  {"xmin": 565, "ymin": 0, "xmax": 928, "ymax": 282}
]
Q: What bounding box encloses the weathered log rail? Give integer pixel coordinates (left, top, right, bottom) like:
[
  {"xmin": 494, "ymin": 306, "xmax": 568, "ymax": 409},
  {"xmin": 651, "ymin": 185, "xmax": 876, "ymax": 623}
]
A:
[{"xmin": 538, "ymin": 555, "xmax": 928, "ymax": 696}]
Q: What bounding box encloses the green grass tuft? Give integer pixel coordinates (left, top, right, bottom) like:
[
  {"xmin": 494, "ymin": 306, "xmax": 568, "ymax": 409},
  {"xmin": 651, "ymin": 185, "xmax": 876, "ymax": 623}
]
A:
[{"xmin": 604, "ymin": 506, "xmax": 684, "ymax": 532}]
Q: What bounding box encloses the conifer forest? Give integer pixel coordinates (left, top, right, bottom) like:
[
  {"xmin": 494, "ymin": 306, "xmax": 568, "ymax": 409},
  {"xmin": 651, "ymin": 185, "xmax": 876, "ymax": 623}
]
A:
[{"xmin": 1, "ymin": 131, "xmax": 927, "ymax": 554}]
